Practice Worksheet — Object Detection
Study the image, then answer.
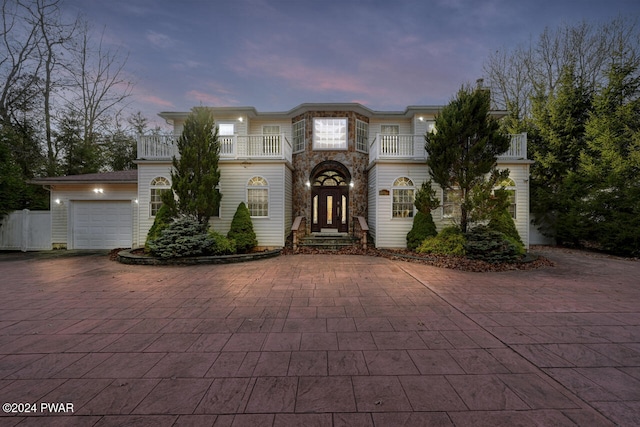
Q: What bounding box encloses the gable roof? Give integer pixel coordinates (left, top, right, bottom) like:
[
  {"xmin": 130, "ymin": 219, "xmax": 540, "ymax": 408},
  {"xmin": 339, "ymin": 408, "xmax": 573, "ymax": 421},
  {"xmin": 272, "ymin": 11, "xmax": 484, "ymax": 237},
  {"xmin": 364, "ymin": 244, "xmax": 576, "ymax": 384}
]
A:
[{"xmin": 31, "ymin": 170, "xmax": 138, "ymax": 185}]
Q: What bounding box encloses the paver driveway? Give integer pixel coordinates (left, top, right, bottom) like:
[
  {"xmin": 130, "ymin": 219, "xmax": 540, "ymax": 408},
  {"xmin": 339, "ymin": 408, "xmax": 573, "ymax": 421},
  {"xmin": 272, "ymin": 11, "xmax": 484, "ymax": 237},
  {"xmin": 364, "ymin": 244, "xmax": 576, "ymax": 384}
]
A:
[{"xmin": 0, "ymin": 247, "xmax": 638, "ymax": 426}]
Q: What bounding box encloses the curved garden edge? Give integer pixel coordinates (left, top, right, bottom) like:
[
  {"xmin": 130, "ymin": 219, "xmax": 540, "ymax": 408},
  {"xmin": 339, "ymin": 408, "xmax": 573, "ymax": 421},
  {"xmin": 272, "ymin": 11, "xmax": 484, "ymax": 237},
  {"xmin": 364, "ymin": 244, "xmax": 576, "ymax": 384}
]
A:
[{"xmin": 116, "ymin": 248, "xmax": 282, "ymax": 265}]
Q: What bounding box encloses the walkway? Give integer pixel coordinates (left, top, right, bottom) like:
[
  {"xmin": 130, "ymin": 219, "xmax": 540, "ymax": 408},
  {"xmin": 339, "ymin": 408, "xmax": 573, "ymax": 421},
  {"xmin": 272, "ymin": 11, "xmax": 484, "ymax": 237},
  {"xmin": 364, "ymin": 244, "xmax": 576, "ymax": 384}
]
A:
[{"xmin": 0, "ymin": 248, "xmax": 638, "ymax": 426}]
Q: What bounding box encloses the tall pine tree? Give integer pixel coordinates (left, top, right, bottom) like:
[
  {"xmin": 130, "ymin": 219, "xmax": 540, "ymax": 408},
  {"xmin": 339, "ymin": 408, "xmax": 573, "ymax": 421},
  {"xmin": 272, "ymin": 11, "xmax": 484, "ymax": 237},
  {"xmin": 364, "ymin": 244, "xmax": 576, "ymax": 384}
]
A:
[
  {"xmin": 425, "ymin": 85, "xmax": 511, "ymax": 232},
  {"xmin": 170, "ymin": 107, "xmax": 222, "ymax": 224}
]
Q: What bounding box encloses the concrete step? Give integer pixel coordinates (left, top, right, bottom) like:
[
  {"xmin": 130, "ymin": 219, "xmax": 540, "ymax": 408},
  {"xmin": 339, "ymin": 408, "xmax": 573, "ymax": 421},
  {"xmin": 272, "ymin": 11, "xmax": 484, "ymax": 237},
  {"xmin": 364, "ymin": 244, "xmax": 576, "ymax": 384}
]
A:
[{"xmin": 299, "ymin": 234, "xmax": 359, "ymax": 250}]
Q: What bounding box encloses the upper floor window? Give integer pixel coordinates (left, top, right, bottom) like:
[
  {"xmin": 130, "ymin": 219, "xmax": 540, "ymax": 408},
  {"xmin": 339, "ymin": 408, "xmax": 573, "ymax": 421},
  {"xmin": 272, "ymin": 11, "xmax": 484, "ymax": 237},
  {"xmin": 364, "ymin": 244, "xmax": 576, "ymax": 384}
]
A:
[
  {"xmin": 262, "ymin": 125, "xmax": 280, "ymax": 155},
  {"xmin": 380, "ymin": 124, "xmax": 400, "ymax": 154},
  {"xmin": 218, "ymin": 123, "xmax": 234, "ymax": 136},
  {"xmin": 150, "ymin": 176, "xmax": 171, "ymax": 217},
  {"xmin": 293, "ymin": 120, "xmax": 305, "ymax": 153},
  {"xmin": 356, "ymin": 119, "xmax": 368, "ymax": 153},
  {"xmin": 313, "ymin": 118, "xmax": 347, "ymax": 150},
  {"xmin": 247, "ymin": 176, "xmax": 269, "ymax": 217},
  {"xmin": 392, "ymin": 177, "xmax": 415, "ymax": 218}
]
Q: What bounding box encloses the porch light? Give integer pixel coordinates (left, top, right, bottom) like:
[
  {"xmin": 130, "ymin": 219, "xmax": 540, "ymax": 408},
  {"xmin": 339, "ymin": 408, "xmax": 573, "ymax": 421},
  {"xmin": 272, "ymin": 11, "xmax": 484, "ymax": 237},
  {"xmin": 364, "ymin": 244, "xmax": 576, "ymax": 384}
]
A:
[
  {"xmin": 55, "ymin": 198, "xmax": 61, "ymax": 205},
  {"xmin": 305, "ymin": 180, "xmax": 311, "ymax": 188},
  {"xmin": 238, "ymin": 117, "xmax": 244, "ymax": 122},
  {"xmin": 93, "ymin": 188, "xmax": 103, "ymax": 194},
  {"xmin": 418, "ymin": 116, "xmax": 424, "ymax": 122},
  {"xmin": 349, "ymin": 181, "xmax": 354, "ymax": 188},
  {"xmin": 134, "ymin": 199, "xmax": 139, "ymax": 204}
]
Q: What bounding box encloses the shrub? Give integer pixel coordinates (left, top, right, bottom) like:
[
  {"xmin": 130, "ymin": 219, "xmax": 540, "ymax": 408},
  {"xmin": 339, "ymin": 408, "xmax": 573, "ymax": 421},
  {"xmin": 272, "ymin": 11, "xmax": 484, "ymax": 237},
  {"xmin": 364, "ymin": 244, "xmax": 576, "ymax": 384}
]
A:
[
  {"xmin": 227, "ymin": 202, "xmax": 257, "ymax": 253},
  {"xmin": 144, "ymin": 204, "xmax": 175, "ymax": 253},
  {"xmin": 207, "ymin": 230, "xmax": 236, "ymax": 255},
  {"xmin": 488, "ymin": 207, "xmax": 524, "ymax": 255},
  {"xmin": 148, "ymin": 216, "xmax": 212, "ymax": 259},
  {"xmin": 417, "ymin": 226, "xmax": 466, "ymax": 256},
  {"xmin": 406, "ymin": 211, "xmax": 437, "ymax": 251},
  {"xmin": 464, "ymin": 225, "xmax": 522, "ymax": 263}
]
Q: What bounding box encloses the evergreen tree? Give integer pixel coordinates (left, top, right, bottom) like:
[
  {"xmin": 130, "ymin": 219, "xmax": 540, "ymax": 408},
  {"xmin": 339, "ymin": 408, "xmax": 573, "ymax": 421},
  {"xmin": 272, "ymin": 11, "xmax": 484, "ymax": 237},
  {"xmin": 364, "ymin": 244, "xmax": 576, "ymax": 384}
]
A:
[
  {"xmin": 577, "ymin": 58, "xmax": 640, "ymax": 255},
  {"xmin": 529, "ymin": 65, "xmax": 593, "ymax": 241},
  {"xmin": 227, "ymin": 202, "xmax": 257, "ymax": 253},
  {"xmin": 170, "ymin": 107, "xmax": 222, "ymax": 224},
  {"xmin": 425, "ymin": 85, "xmax": 511, "ymax": 232}
]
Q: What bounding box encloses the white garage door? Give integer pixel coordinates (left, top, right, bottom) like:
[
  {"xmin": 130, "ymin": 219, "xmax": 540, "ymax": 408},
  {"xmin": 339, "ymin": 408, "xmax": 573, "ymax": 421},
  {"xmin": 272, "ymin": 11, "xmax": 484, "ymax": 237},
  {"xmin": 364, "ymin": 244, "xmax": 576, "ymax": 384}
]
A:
[{"xmin": 72, "ymin": 201, "xmax": 132, "ymax": 249}]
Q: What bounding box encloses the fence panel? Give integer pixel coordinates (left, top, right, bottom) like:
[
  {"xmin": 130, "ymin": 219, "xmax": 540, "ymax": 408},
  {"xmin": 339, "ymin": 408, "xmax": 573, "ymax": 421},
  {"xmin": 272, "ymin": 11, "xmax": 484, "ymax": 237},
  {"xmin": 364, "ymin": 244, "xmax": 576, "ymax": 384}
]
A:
[{"xmin": 0, "ymin": 210, "xmax": 51, "ymax": 251}]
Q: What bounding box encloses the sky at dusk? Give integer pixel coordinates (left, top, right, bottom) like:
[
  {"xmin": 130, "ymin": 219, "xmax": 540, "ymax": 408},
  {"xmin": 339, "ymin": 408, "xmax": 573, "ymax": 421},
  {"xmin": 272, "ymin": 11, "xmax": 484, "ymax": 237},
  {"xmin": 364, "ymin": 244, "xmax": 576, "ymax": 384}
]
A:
[{"xmin": 63, "ymin": 0, "xmax": 640, "ymax": 127}]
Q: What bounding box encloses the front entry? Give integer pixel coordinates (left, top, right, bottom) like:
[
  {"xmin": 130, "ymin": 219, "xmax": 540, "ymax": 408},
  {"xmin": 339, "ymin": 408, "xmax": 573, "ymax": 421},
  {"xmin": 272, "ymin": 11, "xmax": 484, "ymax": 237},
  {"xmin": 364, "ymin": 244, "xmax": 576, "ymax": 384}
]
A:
[
  {"xmin": 310, "ymin": 166, "xmax": 350, "ymax": 233},
  {"xmin": 312, "ymin": 187, "xmax": 349, "ymax": 232}
]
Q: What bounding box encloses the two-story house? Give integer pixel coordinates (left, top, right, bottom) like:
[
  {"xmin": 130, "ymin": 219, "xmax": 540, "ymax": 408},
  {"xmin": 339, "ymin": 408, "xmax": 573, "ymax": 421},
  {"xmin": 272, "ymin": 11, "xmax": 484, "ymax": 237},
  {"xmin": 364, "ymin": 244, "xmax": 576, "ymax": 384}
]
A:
[{"xmin": 34, "ymin": 103, "xmax": 531, "ymax": 251}]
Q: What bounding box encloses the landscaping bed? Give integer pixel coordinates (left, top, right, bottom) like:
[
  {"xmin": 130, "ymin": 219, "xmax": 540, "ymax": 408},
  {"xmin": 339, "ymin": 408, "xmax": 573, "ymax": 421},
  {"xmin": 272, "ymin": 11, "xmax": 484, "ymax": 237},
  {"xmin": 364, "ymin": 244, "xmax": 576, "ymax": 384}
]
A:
[{"xmin": 113, "ymin": 247, "xmax": 281, "ymax": 265}]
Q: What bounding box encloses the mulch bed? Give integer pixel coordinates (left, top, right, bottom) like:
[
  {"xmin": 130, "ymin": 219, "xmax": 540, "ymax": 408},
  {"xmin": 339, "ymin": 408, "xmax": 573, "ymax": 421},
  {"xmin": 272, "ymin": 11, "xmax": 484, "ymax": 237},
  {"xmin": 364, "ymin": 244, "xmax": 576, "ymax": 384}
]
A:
[
  {"xmin": 281, "ymin": 246, "xmax": 554, "ymax": 272},
  {"xmin": 110, "ymin": 246, "xmax": 553, "ymax": 272}
]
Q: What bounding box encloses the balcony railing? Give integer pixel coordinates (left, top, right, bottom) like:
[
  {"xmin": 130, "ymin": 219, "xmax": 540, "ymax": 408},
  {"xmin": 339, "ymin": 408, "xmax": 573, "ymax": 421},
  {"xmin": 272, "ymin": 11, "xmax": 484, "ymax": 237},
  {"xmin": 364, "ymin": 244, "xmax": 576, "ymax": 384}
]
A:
[
  {"xmin": 137, "ymin": 134, "xmax": 292, "ymax": 162},
  {"xmin": 369, "ymin": 133, "xmax": 527, "ymax": 163}
]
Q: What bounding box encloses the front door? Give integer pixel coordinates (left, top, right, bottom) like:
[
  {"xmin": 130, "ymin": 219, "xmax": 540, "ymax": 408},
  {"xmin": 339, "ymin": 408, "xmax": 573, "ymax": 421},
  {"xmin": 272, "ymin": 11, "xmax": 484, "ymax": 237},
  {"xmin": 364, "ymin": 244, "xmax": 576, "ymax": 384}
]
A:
[{"xmin": 312, "ymin": 187, "xmax": 348, "ymax": 233}]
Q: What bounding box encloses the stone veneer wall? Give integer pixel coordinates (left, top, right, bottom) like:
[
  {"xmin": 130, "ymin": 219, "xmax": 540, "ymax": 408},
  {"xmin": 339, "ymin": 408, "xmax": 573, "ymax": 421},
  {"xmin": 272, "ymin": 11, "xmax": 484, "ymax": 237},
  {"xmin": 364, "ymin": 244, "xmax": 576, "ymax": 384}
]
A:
[{"xmin": 291, "ymin": 111, "xmax": 369, "ymax": 234}]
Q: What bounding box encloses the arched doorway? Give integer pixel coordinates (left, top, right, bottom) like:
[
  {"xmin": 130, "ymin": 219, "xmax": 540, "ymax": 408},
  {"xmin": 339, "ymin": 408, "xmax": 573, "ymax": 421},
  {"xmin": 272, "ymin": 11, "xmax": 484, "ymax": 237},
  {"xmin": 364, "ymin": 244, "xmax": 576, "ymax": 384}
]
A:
[{"xmin": 310, "ymin": 161, "xmax": 350, "ymax": 233}]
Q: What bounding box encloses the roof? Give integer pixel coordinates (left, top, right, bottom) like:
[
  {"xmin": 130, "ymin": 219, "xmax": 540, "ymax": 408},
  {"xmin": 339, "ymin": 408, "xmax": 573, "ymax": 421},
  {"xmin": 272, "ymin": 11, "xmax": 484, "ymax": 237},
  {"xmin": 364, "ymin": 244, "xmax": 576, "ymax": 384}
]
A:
[{"xmin": 31, "ymin": 170, "xmax": 138, "ymax": 185}]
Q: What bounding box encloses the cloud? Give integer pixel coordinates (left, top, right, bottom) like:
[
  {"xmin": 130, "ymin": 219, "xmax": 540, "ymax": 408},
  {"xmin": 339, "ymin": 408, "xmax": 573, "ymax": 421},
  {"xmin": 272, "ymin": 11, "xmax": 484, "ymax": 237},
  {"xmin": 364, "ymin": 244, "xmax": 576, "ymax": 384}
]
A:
[
  {"xmin": 186, "ymin": 90, "xmax": 238, "ymax": 106},
  {"xmin": 139, "ymin": 94, "xmax": 174, "ymax": 108},
  {"xmin": 146, "ymin": 30, "xmax": 175, "ymax": 49}
]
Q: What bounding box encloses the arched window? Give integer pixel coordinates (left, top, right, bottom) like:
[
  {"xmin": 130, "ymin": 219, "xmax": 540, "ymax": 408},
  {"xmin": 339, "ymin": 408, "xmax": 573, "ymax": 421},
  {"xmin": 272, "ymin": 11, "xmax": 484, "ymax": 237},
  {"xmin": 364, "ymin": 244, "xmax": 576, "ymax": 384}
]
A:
[
  {"xmin": 150, "ymin": 177, "xmax": 170, "ymax": 217},
  {"xmin": 392, "ymin": 177, "xmax": 415, "ymax": 218},
  {"xmin": 498, "ymin": 178, "xmax": 517, "ymax": 218},
  {"xmin": 247, "ymin": 176, "xmax": 269, "ymax": 217}
]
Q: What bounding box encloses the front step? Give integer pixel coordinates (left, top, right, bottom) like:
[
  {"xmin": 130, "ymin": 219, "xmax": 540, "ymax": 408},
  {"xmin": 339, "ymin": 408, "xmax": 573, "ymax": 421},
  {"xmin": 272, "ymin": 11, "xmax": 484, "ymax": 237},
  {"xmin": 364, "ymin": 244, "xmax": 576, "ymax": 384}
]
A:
[{"xmin": 299, "ymin": 233, "xmax": 359, "ymax": 250}]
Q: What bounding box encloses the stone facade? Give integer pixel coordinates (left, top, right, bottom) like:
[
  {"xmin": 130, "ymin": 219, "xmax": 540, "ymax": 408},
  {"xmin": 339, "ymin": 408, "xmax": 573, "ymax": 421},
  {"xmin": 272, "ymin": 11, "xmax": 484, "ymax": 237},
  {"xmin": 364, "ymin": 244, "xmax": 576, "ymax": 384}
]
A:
[{"xmin": 291, "ymin": 111, "xmax": 369, "ymax": 234}]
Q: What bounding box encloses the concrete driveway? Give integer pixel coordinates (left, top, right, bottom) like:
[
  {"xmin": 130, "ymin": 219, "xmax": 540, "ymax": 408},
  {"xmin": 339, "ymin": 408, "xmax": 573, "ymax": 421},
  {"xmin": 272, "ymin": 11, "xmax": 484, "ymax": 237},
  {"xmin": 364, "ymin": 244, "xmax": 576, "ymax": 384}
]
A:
[{"xmin": 0, "ymin": 248, "xmax": 638, "ymax": 426}]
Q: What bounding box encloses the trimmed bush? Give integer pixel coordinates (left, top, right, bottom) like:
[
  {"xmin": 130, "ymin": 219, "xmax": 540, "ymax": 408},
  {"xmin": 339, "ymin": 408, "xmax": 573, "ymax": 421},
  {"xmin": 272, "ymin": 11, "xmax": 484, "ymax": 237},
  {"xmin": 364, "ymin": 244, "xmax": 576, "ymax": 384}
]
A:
[
  {"xmin": 464, "ymin": 225, "xmax": 521, "ymax": 263},
  {"xmin": 488, "ymin": 207, "xmax": 525, "ymax": 255},
  {"xmin": 148, "ymin": 216, "xmax": 211, "ymax": 259},
  {"xmin": 227, "ymin": 202, "xmax": 257, "ymax": 253},
  {"xmin": 406, "ymin": 211, "xmax": 438, "ymax": 251},
  {"xmin": 417, "ymin": 226, "xmax": 466, "ymax": 256},
  {"xmin": 144, "ymin": 204, "xmax": 175, "ymax": 253},
  {"xmin": 207, "ymin": 230, "xmax": 236, "ymax": 255}
]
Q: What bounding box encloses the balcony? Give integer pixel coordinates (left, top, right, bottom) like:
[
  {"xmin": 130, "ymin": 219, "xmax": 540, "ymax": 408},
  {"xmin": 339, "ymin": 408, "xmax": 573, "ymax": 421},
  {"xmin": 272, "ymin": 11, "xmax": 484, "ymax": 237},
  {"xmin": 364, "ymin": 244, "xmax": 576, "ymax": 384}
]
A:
[
  {"xmin": 369, "ymin": 132, "xmax": 527, "ymax": 163},
  {"xmin": 137, "ymin": 134, "xmax": 292, "ymax": 162}
]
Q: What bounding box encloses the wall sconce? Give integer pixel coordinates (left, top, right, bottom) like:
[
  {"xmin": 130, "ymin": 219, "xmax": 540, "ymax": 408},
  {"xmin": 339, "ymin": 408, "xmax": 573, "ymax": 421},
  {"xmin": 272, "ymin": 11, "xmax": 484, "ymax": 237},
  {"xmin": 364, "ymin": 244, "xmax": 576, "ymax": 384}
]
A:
[
  {"xmin": 55, "ymin": 198, "xmax": 62, "ymax": 205},
  {"xmin": 238, "ymin": 117, "xmax": 244, "ymax": 122},
  {"xmin": 305, "ymin": 180, "xmax": 311, "ymax": 188},
  {"xmin": 418, "ymin": 116, "xmax": 424, "ymax": 122},
  {"xmin": 349, "ymin": 181, "xmax": 354, "ymax": 188},
  {"xmin": 93, "ymin": 188, "xmax": 103, "ymax": 194},
  {"xmin": 134, "ymin": 199, "xmax": 139, "ymax": 204}
]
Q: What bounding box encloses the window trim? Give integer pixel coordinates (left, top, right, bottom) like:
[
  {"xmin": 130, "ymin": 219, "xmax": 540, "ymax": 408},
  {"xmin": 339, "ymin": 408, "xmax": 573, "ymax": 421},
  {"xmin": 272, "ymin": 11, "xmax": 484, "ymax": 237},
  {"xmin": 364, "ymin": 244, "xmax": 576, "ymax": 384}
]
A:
[
  {"xmin": 149, "ymin": 176, "xmax": 171, "ymax": 217},
  {"xmin": 356, "ymin": 119, "xmax": 368, "ymax": 153},
  {"xmin": 442, "ymin": 187, "xmax": 461, "ymax": 219},
  {"xmin": 246, "ymin": 176, "xmax": 269, "ymax": 218},
  {"xmin": 391, "ymin": 176, "xmax": 415, "ymax": 219},
  {"xmin": 292, "ymin": 119, "xmax": 305, "ymax": 153},
  {"xmin": 497, "ymin": 179, "xmax": 517, "ymax": 219}
]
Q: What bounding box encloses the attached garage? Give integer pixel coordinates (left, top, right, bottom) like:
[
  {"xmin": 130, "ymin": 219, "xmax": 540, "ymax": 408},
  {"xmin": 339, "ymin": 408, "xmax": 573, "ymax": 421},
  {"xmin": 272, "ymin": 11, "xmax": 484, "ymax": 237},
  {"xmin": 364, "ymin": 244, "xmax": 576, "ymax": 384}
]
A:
[
  {"xmin": 72, "ymin": 201, "xmax": 133, "ymax": 249},
  {"xmin": 31, "ymin": 170, "xmax": 139, "ymax": 250}
]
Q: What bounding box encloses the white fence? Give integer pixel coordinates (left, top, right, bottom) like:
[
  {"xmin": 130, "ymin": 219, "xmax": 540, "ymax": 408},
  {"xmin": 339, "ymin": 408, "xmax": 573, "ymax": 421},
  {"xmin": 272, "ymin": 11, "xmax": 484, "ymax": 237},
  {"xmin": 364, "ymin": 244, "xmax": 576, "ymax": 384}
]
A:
[{"xmin": 0, "ymin": 210, "xmax": 51, "ymax": 251}]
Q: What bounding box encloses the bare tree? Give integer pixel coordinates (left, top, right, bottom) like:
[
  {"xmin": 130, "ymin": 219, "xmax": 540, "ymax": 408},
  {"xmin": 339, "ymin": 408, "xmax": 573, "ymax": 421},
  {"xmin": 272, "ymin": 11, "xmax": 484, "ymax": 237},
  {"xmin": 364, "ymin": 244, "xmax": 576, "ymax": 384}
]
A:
[
  {"xmin": 0, "ymin": 0, "xmax": 43, "ymax": 124},
  {"xmin": 484, "ymin": 17, "xmax": 640, "ymax": 125},
  {"xmin": 64, "ymin": 22, "xmax": 132, "ymax": 146}
]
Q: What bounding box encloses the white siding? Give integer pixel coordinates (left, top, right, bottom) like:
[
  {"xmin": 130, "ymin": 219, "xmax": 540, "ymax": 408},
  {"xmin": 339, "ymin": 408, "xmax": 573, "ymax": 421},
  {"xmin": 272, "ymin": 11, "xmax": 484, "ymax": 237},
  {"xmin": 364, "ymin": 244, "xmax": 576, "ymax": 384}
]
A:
[
  {"xmin": 497, "ymin": 161, "xmax": 531, "ymax": 249},
  {"xmin": 137, "ymin": 164, "xmax": 173, "ymax": 246},
  {"xmin": 368, "ymin": 119, "xmax": 412, "ymax": 136},
  {"xmin": 249, "ymin": 120, "xmax": 292, "ymax": 140},
  {"xmin": 50, "ymin": 184, "xmax": 138, "ymax": 249},
  {"xmin": 373, "ymin": 163, "xmax": 430, "ymax": 248},
  {"xmin": 367, "ymin": 165, "xmax": 377, "ymax": 242},
  {"xmin": 210, "ymin": 162, "xmax": 289, "ymax": 248},
  {"xmin": 284, "ymin": 166, "xmax": 293, "ymax": 241}
]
